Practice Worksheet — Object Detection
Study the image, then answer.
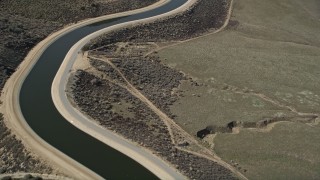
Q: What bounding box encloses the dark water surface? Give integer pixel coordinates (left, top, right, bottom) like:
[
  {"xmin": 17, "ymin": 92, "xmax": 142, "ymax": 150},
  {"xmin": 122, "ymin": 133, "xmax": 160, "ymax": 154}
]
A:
[{"xmin": 19, "ymin": 0, "xmax": 187, "ymax": 179}]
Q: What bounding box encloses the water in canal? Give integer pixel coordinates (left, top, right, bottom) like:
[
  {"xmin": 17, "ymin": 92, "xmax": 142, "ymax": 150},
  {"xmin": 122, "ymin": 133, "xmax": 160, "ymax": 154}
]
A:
[{"xmin": 19, "ymin": 0, "xmax": 187, "ymax": 179}]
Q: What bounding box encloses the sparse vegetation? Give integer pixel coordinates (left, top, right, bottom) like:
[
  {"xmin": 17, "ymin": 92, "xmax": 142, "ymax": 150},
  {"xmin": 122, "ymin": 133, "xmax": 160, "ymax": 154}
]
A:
[
  {"xmin": 0, "ymin": 115, "xmax": 52, "ymax": 174},
  {"xmin": 157, "ymin": 0, "xmax": 320, "ymax": 179},
  {"xmin": 69, "ymin": 70, "xmax": 236, "ymax": 179},
  {"xmin": 86, "ymin": 0, "xmax": 231, "ymax": 49},
  {"xmin": 69, "ymin": 0, "xmax": 241, "ymax": 179},
  {"xmin": 0, "ymin": 0, "xmax": 158, "ymax": 176},
  {"xmin": 0, "ymin": 0, "xmax": 159, "ymax": 92},
  {"xmin": 214, "ymin": 122, "xmax": 320, "ymax": 179}
]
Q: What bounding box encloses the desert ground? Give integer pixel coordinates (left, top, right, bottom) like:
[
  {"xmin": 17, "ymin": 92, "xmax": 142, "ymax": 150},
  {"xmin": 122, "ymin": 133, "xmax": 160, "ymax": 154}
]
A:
[
  {"xmin": 157, "ymin": 0, "xmax": 320, "ymax": 179},
  {"xmin": 2, "ymin": 0, "xmax": 318, "ymax": 179},
  {"xmin": 70, "ymin": 0, "xmax": 248, "ymax": 179},
  {"xmin": 70, "ymin": 0, "xmax": 320, "ymax": 179}
]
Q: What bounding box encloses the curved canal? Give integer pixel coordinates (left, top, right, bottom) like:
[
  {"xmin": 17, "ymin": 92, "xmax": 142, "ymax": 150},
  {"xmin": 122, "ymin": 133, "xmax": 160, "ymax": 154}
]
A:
[{"xmin": 19, "ymin": 0, "xmax": 187, "ymax": 179}]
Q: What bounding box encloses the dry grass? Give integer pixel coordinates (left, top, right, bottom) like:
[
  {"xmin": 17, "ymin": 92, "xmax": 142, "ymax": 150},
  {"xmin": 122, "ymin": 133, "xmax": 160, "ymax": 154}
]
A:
[
  {"xmin": 158, "ymin": 0, "xmax": 320, "ymax": 179},
  {"xmin": 214, "ymin": 122, "xmax": 320, "ymax": 179}
]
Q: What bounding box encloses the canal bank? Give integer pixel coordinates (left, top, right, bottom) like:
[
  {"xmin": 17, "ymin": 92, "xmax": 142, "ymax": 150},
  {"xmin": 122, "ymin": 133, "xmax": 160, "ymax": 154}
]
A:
[
  {"xmin": 52, "ymin": 0, "xmax": 196, "ymax": 178},
  {"xmin": 1, "ymin": 0, "xmax": 190, "ymax": 179}
]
